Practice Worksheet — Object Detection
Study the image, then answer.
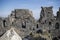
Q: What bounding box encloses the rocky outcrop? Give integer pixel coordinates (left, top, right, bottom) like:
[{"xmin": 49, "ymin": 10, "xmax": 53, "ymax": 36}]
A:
[{"xmin": 0, "ymin": 28, "xmax": 22, "ymax": 40}]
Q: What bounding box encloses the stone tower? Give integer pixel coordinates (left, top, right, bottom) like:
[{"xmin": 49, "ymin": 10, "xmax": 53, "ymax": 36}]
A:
[
  {"xmin": 39, "ymin": 6, "xmax": 55, "ymax": 31},
  {"xmin": 40, "ymin": 6, "xmax": 54, "ymax": 21}
]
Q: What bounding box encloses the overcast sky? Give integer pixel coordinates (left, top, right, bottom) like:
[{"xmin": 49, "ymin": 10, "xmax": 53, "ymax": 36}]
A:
[{"xmin": 0, "ymin": 0, "xmax": 60, "ymax": 19}]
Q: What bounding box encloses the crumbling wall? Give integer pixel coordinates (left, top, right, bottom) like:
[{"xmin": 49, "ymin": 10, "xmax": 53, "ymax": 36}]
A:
[{"xmin": 0, "ymin": 7, "xmax": 60, "ymax": 40}]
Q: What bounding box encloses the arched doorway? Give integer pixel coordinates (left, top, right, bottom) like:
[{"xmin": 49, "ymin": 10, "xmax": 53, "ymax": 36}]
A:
[{"xmin": 55, "ymin": 23, "xmax": 59, "ymax": 29}]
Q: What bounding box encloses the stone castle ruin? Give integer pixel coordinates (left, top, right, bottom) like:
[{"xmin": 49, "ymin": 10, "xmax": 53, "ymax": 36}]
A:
[{"xmin": 0, "ymin": 7, "xmax": 60, "ymax": 40}]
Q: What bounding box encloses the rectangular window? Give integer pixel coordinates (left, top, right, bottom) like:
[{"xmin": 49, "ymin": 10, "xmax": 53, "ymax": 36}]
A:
[{"xmin": 22, "ymin": 22, "xmax": 26, "ymax": 28}]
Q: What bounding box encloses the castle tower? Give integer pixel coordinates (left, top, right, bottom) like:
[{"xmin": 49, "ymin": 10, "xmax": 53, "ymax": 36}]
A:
[
  {"xmin": 39, "ymin": 6, "xmax": 55, "ymax": 30},
  {"xmin": 39, "ymin": 6, "xmax": 54, "ymax": 22}
]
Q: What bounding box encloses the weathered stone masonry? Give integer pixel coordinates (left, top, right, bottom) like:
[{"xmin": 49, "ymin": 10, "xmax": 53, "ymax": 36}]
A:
[{"xmin": 0, "ymin": 7, "xmax": 60, "ymax": 40}]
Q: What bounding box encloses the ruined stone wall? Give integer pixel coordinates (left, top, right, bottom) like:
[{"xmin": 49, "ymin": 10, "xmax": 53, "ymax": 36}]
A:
[
  {"xmin": 0, "ymin": 7, "xmax": 60, "ymax": 40},
  {"xmin": 50, "ymin": 8, "xmax": 60, "ymax": 39},
  {"xmin": 8, "ymin": 9, "xmax": 37, "ymax": 38},
  {"xmin": 39, "ymin": 7, "xmax": 55, "ymax": 31},
  {"xmin": 38, "ymin": 7, "xmax": 60, "ymax": 40}
]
